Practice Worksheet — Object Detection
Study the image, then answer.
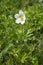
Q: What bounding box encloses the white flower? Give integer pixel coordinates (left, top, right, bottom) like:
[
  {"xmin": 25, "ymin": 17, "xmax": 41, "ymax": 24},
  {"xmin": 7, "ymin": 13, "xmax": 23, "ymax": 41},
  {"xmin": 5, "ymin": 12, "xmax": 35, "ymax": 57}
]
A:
[{"xmin": 14, "ymin": 10, "xmax": 26, "ymax": 24}]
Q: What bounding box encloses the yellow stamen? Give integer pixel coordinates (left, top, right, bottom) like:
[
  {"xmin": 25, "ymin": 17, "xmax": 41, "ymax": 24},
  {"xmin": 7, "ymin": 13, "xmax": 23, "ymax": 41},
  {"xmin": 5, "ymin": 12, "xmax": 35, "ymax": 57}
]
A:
[{"xmin": 20, "ymin": 16, "xmax": 24, "ymax": 20}]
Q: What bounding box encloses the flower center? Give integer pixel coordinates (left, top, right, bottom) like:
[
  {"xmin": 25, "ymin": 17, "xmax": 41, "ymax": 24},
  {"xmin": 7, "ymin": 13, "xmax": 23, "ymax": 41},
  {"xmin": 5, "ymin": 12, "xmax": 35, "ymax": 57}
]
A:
[{"xmin": 20, "ymin": 16, "xmax": 24, "ymax": 20}]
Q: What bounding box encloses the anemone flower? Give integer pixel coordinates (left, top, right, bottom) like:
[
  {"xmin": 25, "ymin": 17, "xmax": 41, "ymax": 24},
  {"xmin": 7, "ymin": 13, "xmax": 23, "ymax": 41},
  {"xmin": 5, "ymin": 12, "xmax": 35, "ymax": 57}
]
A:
[{"xmin": 14, "ymin": 10, "xmax": 26, "ymax": 24}]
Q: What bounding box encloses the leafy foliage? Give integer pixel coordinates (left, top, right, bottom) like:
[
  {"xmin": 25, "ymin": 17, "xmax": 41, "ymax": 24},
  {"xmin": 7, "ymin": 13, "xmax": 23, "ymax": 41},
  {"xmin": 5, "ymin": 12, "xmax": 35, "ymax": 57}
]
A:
[{"xmin": 0, "ymin": 0, "xmax": 43, "ymax": 65}]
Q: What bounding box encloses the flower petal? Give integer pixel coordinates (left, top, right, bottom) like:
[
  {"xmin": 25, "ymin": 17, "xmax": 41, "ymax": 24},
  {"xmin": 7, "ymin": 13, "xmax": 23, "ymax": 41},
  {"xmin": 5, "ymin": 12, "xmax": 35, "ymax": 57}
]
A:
[
  {"xmin": 16, "ymin": 18, "xmax": 21, "ymax": 24},
  {"xmin": 19, "ymin": 10, "xmax": 24, "ymax": 16},
  {"xmin": 20, "ymin": 20, "xmax": 25, "ymax": 24},
  {"xmin": 14, "ymin": 14, "xmax": 19, "ymax": 18}
]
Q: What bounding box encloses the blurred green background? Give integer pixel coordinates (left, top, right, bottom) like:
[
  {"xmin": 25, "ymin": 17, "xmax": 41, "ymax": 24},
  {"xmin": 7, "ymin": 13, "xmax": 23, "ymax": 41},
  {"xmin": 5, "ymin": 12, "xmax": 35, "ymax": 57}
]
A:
[{"xmin": 0, "ymin": 0, "xmax": 43, "ymax": 65}]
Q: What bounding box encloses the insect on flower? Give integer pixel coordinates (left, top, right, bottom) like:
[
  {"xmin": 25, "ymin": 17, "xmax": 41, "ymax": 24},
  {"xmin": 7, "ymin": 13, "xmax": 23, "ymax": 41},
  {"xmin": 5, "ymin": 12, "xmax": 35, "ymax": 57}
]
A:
[{"xmin": 14, "ymin": 10, "xmax": 26, "ymax": 24}]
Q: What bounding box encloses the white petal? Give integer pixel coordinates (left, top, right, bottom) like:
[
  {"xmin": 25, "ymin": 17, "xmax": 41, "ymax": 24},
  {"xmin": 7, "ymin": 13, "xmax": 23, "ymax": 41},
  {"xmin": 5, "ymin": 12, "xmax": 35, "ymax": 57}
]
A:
[
  {"xmin": 14, "ymin": 14, "xmax": 19, "ymax": 18},
  {"xmin": 20, "ymin": 20, "xmax": 25, "ymax": 24},
  {"xmin": 19, "ymin": 10, "xmax": 24, "ymax": 16},
  {"xmin": 16, "ymin": 18, "xmax": 21, "ymax": 24}
]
